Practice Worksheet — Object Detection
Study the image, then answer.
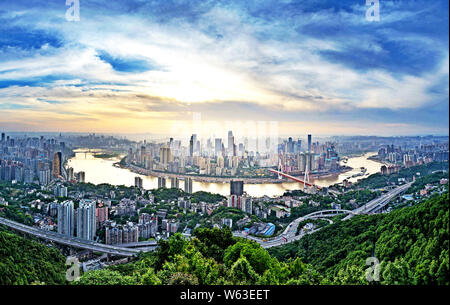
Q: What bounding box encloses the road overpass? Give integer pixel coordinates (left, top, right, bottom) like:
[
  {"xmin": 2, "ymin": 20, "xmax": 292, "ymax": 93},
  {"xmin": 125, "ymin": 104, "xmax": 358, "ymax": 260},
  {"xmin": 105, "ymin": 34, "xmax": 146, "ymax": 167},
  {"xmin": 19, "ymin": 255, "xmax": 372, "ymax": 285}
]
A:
[
  {"xmin": 232, "ymin": 209, "xmax": 354, "ymax": 248},
  {"xmin": 343, "ymin": 182, "xmax": 413, "ymax": 220},
  {"xmin": 233, "ymin": 183, "xmax": 412, "ymax": 248},
  {"xmin": 0, "ymin": 217, "xmax": 151, "ymax": 257},
  {"xmin": 1, "ymin": 183, "xmax": 412, "ymax": 253}
]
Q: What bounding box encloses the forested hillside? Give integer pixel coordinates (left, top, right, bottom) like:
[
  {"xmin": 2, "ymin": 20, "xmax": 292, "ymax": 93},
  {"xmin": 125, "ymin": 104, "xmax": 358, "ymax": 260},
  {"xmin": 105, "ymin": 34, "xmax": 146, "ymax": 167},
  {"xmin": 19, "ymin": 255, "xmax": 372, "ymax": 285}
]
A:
[
  {"xmin": 269, "ymin": 192, "xmax": 449, "ymax": 284},
  {"xmin": 76, "ymin": 192, "xmax": 449, "ymax": 285},
  {"xmin": 0, "ymin": 231, "xmax": 67, "ymax": 285},
  {"xmin": 1, "ymin": 191, "xmax": 448, "ymax": 285}
]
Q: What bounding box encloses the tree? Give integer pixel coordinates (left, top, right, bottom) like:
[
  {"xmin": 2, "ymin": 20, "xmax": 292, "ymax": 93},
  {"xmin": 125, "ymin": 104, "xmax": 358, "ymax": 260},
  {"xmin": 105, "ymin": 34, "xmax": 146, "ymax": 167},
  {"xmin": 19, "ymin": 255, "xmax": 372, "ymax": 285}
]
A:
[{"xmin": 229, "ymin": 257, "xmax": 260, "ymax": 284}]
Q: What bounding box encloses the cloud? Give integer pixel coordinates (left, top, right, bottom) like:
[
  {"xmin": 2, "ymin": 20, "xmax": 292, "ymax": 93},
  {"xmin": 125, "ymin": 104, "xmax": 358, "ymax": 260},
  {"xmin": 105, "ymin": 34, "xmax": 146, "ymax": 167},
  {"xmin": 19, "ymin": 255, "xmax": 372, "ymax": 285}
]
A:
[{"xmin": 0, "ymin": 0, "xmax": 448, "ymax": 135}]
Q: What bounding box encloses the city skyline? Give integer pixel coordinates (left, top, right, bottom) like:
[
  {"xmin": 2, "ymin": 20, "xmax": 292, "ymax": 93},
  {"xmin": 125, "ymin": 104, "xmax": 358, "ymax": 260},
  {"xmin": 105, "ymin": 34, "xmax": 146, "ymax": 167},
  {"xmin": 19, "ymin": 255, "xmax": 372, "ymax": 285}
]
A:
[{"xmin": 0, "ymin": 0, "xmax": 448, "ymax": 136}]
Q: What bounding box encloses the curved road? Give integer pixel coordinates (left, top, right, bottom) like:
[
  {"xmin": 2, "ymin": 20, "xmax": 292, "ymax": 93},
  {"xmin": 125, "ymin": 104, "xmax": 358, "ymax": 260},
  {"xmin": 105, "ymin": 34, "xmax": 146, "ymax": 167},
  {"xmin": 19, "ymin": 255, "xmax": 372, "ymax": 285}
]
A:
[
  {"xmin": 0, "ymin": 183, "xmax": 412, "ymax": 253},
  {"xmin": 233, "ymin": 182, "xmax": 412, "ymax": 248}
]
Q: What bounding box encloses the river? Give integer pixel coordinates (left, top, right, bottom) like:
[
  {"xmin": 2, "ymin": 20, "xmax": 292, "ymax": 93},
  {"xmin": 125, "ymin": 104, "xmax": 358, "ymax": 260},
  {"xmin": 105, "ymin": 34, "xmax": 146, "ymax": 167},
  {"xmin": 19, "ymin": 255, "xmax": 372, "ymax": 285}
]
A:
[{"xmin": 67, "ymin": 151, "xmax": 381, "ymax": 197}]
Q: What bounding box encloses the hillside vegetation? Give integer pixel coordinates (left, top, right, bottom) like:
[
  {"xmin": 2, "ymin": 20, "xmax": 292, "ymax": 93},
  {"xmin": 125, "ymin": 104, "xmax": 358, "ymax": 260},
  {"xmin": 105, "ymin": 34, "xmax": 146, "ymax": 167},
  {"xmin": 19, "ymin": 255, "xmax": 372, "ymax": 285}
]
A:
[
  {"xmin": 0, "ymin": 231, "xmax": 66, "ymax": 285},
  {"xmin": 269, "ymin": 192, "xmax": 449, "ymax": 284}
]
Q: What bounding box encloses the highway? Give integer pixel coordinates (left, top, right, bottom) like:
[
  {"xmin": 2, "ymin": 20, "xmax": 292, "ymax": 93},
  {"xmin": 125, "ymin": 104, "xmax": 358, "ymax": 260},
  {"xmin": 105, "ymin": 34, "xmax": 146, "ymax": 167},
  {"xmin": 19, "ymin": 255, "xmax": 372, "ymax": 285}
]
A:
[
  {"xmin": 0, "ymin": 183, "xmax": 412, "ymax": 253},
  {"xmin": 343, "ymin": 182, "xmax": 413, "ymax": 219},
  {"xmin": 0, "ymin": 217, "xmax": 152, "ymax": 257},
  {"xmin": 233, "ymin": 183, "xmax": 412, "ymax": 248},
  {"xmin": 232, "ymin": 209, "xmax": 353, "ymax": 248}
]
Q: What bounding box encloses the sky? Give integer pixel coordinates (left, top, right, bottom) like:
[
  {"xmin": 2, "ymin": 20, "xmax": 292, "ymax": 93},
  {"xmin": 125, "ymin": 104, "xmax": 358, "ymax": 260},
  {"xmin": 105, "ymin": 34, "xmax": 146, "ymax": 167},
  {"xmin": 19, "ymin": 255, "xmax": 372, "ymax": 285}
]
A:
[{"xmin": 0, "ymin": 0, "xmax": 448, "ymax": 137}]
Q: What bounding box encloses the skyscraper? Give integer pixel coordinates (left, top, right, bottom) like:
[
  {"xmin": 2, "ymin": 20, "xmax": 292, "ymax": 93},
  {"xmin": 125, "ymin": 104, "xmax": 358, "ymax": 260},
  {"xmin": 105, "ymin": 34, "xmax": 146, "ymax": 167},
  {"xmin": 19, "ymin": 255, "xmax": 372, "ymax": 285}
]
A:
[
  {"xmin": 160, "ymin": 147, "xmax": 173, "ymax": 165},
  {"xmin": 52, "ymin": 151, "xmax": 62, "ymax": 179},
  {"xmin": 184, "ymin": 177, "xmax": 193, "ymax": 193},
  {"xmin": 57, "ymin": 200, "xmax": 74, "ymax": 237},
  {"xmin": 230, "ymin": 180, "xmax": 244, "ymax": 196},
  {"xmin": 228, "ymin": 131, "xmax": 234, "ymax": 156},
  {"xmin": 170, "ymin": 177, "xmax": 179, "ymax": 188},
  {"xmin": 189, "ymin": 135, "xmax": 194, "ymax": 157},
  {"xmin": 77, "ymin": 200, "xmax": 96, "ymax": 241},
  {"xmin": 288, "ymin": 137, "xmax": 293, "ymax": 154},
  {"xmin": 158, "ymin": 177, "xmax": 166, "ymax": 188},
  {"xmin": 135, "ymin": 176, "xmax": 143, "ymax": 188},
  {"xmin": 307, "ymin": 134, "xmax": 312, "ymax": 152},
  {"xmin": 215, "ymin": 138, "xmax": 222, "ymax": 156}
]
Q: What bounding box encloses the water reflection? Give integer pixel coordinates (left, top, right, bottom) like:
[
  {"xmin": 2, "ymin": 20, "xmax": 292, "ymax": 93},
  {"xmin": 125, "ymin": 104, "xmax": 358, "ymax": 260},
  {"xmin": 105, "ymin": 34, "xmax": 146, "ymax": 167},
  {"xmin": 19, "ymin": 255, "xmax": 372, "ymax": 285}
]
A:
[{"xmin": 67, "ymin": 152, "xmax": 381, "ymax": 197}]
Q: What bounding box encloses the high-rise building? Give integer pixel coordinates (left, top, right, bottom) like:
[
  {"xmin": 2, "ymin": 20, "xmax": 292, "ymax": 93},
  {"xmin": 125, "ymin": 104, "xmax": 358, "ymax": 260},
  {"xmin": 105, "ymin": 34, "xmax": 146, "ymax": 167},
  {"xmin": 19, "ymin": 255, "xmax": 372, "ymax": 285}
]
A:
[
  {"xmin": 295, "ymin": 139, "xmax": 302, "ymax": 153},
  {"xmin": 38, "ymin": 168, "xmax": 51, "ymax": 185},
  {"xmin": 135, "ymin": 176, "xmax": 143, "ymax": 188},
  {"xmin": 76, "ymin": 171, "xmax": 85, "ymax": 183},
  {"xmin": 298, "ymin": 153, "xmax": 306, "ymax": 172},
  {"xmin": 160, "ymin": 147, "xmax": 173, "ymax": 165},
  {"xmin": 77, "ymin": 200, "xmax": 96, "ymax": 240},
  {"xmin": 189, "ymin": 135, "xmax": 194, "ymax": 157},
  {"xmin": 57, "ymin": 200, "xmax": 74, "ymax": 237},
  {"xmin": 52, "ymin": 151, "xmax": 62, "ymax": 179},
  {"xmin": 67, "ymin": 167, "xmax": 74, "ymax": 180},
  {"xmin": 106, "ymin": 226, "xmax": 122, "ymax": 245},
  {"xmin": 242, "ymin": 196, "xmax": 253, "ymax": 214},
  {"xmin": 184, "ymin": 177, "xmax": 193, "ymax": 193},
  {"xmin": 230, "ymin": 180, "xmax": 244, "ymax": 196},
  {"xmin": 140, "ymin": 145, "xmax": 146, "ymax": 166},
  {"xmin": 54, "ymin": 184, "xmax": 68, "ymax": 197},
  {"xmin": 307, "ymin": 134, "xmax": 312, "ymax": 152},
  {"xmin": 228, "ymin": 131, "xmax": 234, "ymax": 156},
  {"xmin": 228, "ymin": 194, "xmax": 241, "ymax": 209},
  {"xmin": 288, "ymin": 137, "xmax": 294, "ymax": 154},
  {"xmin": 122, "ymin": 223, "xmax": 139, "ymax": 243},
  {"xmin": 158, "ymin": 177, "xmax": 166, "ymax": 188},
  {"xmin": 95, "ymin": 205, "xmax": 108, "ymax": 225},
  {"xmin": 170, "ymin": 177, "xmax": 179, "ymax": 188},
  {"xmin": 215, "ymin": 138, "xmax": 222, "ymax": 156}
]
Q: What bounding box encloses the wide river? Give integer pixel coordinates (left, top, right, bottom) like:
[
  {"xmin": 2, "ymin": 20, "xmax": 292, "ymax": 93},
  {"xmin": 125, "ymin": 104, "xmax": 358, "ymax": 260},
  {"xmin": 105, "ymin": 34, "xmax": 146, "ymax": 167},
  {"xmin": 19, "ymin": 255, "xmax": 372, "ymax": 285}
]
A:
[{"xmin": 67, "ymin": 151, "xmax": 381, "ymax": 197}]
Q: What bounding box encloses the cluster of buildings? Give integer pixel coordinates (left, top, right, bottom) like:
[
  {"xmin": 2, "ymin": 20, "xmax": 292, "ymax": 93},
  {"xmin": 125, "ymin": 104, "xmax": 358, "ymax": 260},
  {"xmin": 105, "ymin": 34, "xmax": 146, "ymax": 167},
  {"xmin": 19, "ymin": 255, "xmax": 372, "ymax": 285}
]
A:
[
  {"xmin": 153, "ymin": 176, "xmax": 193, "ymax": 193},
  {"xmin": 0, "ymin": 133, "xmax": 88, "ymax": 185},
  {"xmin": 0, "ymin": 133, "xmax": 66, "ymax": 185},
  {"xmin": 377, "ymin": 143, "xmax": 449, "ymax": 167},
  {"xmin": 278, "ymin": 135, "xmax": 340, "ymax": 174},
  {"xmin": 125, "ymin": 132, "xmax": 343, "ymax": 178},
  {"xmin": 225, "ymin": 180, "xmax": 294, "ymax": 220}
]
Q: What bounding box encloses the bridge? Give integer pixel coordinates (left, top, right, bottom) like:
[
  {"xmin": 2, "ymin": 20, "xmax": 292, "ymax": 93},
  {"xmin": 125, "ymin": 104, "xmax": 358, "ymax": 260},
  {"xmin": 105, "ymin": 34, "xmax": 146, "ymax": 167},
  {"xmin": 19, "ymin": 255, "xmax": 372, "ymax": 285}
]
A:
[
  {"xmin": 304, "ymin": 209, "xmax": 356, "ymax": 219},
  {"xmin": 269, "ymin": 169, "xmax": 320, "ymax": 189},
  {"xmin": 0, "ymin": 217, "xmax": 153, "ymax": 257}
]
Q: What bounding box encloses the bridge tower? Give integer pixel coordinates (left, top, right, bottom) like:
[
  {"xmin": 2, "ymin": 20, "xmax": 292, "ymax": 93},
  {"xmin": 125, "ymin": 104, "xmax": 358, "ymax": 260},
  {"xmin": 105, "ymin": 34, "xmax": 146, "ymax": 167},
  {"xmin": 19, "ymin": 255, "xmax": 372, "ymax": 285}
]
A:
[
  {"xmin": 277, "ymin": 150, "xmax": 284, "ymax": 179},
  {"xmin": 303, "ymin": 154, "xmax": 310, "ymax": 190},
  {"xmin": 277, "ymin": 160, "xmax": 283, "ymax": 179}
]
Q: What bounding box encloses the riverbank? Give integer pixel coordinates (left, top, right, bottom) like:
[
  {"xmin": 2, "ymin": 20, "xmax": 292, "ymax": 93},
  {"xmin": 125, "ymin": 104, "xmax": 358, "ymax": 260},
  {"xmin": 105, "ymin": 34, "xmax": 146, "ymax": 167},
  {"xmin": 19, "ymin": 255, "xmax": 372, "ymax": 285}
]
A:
[
  {"xmin": 115, "ymin": 162, "xmax": 354, "ymax": 184},
  {"xmin": 67, "ymin": 151, "xmax": 381, "ymax": 196},
  {"xmin": 93, "ymin": 153, "xmax": 120, "ymax": 159}
]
